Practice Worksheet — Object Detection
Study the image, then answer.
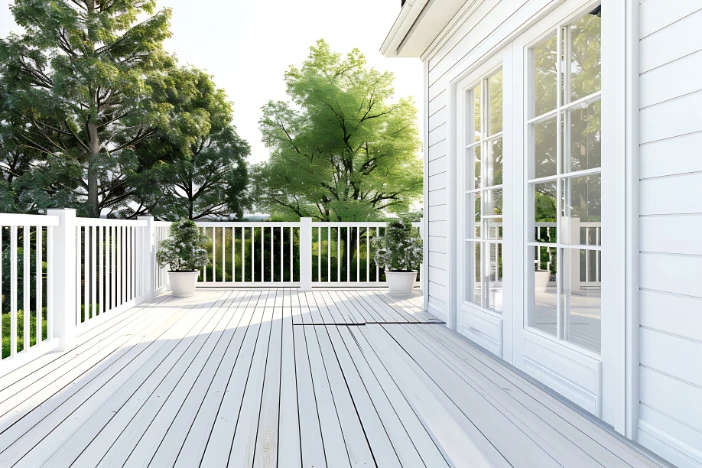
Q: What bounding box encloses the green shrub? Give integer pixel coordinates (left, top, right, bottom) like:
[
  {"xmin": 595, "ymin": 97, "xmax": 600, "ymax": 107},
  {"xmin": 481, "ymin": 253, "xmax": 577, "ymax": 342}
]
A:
[
  {"xmin": 156, "ymin": 219, "xmax": 209, "ymax": 272},
  {"xmin": 373, "ymin": 217, "xmax": 423, "ymax": 272}
]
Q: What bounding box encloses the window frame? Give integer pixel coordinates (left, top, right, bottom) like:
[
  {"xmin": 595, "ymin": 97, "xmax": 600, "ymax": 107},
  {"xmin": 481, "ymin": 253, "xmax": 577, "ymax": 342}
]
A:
[{"xmin": 463, "ymin": 67, "xmax": 505, "ymax": 315}]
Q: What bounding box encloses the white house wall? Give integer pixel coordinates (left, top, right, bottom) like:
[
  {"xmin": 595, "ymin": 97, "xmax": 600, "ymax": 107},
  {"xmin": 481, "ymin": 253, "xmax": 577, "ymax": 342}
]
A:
[
  {"xmin": 637, "ymin": 1, "xmax": 702, "ymax": 466},
  {"xmin": 424, "ymin": 0, "xmax": 557, "ymax": 326}
]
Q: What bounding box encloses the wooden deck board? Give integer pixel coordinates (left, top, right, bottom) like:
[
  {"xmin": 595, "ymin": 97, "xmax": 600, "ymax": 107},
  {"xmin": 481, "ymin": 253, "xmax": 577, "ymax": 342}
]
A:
[{"xmin": 0, "ymin": 289, "xmax": 668, "ymax": 468}]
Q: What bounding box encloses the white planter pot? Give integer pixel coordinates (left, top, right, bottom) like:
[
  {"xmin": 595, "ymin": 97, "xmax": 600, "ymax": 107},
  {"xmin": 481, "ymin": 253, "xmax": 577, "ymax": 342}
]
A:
[
  {"xmin": 534, "ymin": 270, "xmax": 551, "ymax": 293},
  {"xmin": 168, "ymin": 271, "xmax": 200, "ymax": 297},
  {"xmin": 386, "ymin": 270, "xmax": 417, "ymax": 295}
]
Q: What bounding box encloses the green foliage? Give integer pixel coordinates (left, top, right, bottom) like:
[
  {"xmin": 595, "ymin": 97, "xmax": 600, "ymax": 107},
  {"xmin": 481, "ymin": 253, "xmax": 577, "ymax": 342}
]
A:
[
  {"xmin": 156, "ymin": 219, "xmax": 208, "ymax": 272},
  {"xmin": 2, "ymin": 308, "xmax": 47, "ymax": 359},
  {"xmin": 0, "ymin": 2, "xmax": 249, "ymax": 219},
  {"xmin": 126, "ymin": 67, "xmax": 250, "ymax": 220},
  {"xmin": 0, "ymin": 0, "xmax": 175, "ymax": 217},
  {"xmin": 373, "ymin": 218, "xmax": 423, "ymax": 272},
  {"xmin": 254, "ymin": 40, "xmax": 423, "ymax": 221}
]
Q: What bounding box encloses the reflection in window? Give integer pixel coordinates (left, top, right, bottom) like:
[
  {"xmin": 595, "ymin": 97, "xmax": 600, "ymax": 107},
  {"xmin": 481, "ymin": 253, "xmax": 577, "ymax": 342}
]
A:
[
  {"xmin": 464, "ymin": 69, "xmax": 504, "ymax": 314},
  {"xmin": 527, "ymin": 5, "xmax": 602, "ymax": 353},
  {"xmin": 533, "ymin": 34, "xmax": 558, "ymax": 117}
]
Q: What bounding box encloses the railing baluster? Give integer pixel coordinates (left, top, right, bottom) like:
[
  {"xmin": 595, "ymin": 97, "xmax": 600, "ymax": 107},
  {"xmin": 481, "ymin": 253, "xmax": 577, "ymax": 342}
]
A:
[
  {"xmin": 327, "ymin": 226, "xmax": 331, "ymax": 283},
  {"xmin": 36, "ymin": 226, "xmax": 43, "ymax": 342},
  {"xmin": 212, "ymin": 226, "xmax": 216, "ymax": 283},
  {"xmin": 280, "ymin": 226, "xmax": 284, "ymax": 283},
  {"xmin": 110, "ymin": 226, "xmax": 115, "ymax": 311},
  {"xmin": 290, "ymin": 226, "xmax": 294, "ymax": 282},
  {"xmin": 47, "ymin": 226, "xmax": 53, "ymax": 341},
  {"xmin": 10, "ymin": 226, "xmax": 17, "ymax": 357},
  {"xmin": 23, "ymin": 226, "xmax": 30, "ymax": 351},
  {"xmin": 376, "ymin": 227, "xmax": 380, "ymax": 282},
  {"xmin": 346, "ymin": 227, "xmax": 350, "ymax": 283},
  {"xmin": 366, "ymin": 226, "xmax": 370, "ymax": 282},
  {"xmin": 91, "ymin": 225, "xmax": 97, "ymax": 318},
  {"xmin": 356, "ymin": 227, "xmax": 360, "ymax": 283},
  {"xmin": 270, "ymin": 226, "xmax": 274, "ymax": 283},
  {"xmin": 260, "ymin": 227, "xmax": 264, "ymax": 282},
  {"xmin": 242, "ymin": 227, "xmax": 246, "ymax": 281},
  {"xmin": 337, "ymin": 227, "xmax": 341, "ymax": 283},
  {"xmin": 84, "ymin": 227, "xmax": 89, "ymax": 318},
  {"xmin": 318, "ymin": 226, "xmax": 321, "ymax": 283}
]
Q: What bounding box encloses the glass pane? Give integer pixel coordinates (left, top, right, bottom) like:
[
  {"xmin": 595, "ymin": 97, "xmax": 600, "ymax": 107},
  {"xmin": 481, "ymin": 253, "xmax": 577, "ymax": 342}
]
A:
[
  {"xmin": 561, "ymin": 174, "xmax": 601, "ymax": 245},
  {"xmin": 532, "ymin": 33, "xmax": 558, "ymax": 117},
  {"xmin": 533, "ymin": 181, "xmax": 557, "ymax": 242},
  {"xmin": 486, "ymin": 138, "xmax": 503, "ymax": 187},
  {"xmin": 485, "ymin": 189, "xmax": 502, "ymax": 216},
  {"xmin": 566, "ymin": 99, "xmax": 601, "ymax": 172},
  {"xmin": 562, "ymin": 248, "xmax": 601, "ymax": 353},
  {"xmin": 468, "ymin": 145, "xmax": 482, "ymax": 190},
  {"xmin": 467, "ymin": 241, "xmax": 482, "ymax": 307},
  {"xmin": 533, "ymin": 115, "xmax": 558, "ymax": 179},
  {"xmin": 487, "ymin": 70, "xmax": 503, "ymax": 135},
  {"xmin": 487, "ymin": 242, "xmax": 503, "ymax": 313},
  {"xmin": 531, "ymin": 245, "xmax": 557, "ymax": 337},
  {"xmin": 470, "ymin": 84, "xmax": 481, "ymax": 144},
  {"xmin": 486, "ymin": 218, "xmax": 503, "ymax": 240},
  {"xmin": 568, "ymin": 8, "xmax": 602, "ymax": 103},
  {"xmin": 466, "ymin": 192, "xmax": 481, "ymax": 239}
]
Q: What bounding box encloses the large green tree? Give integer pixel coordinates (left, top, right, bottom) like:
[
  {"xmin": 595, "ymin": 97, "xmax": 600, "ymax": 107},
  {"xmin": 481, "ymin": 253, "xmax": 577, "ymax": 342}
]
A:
[
  {"xmin": 254, "ymin": 40, "xmax": 423, "ymax": 221},
  {"xmin": 127, "ymin": 67, "xmax": 250, "ymax": 220},
  {"xmin": 0, "ymin": 0, "xmax": 174, "ymax": 217}
]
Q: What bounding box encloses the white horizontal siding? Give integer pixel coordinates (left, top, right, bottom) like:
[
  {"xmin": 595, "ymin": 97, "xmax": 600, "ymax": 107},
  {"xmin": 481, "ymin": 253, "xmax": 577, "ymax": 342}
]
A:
[
  {"xmin": 639, "ymin": 290, "xmax": 702, "ymax": 342},
  {"xmin": 639, "ymin": 52, "xmax": 702, "ymax": 108},
  {"xmin": 428, "ymin": 236, "xmax": 448, "ymax": 254},
  {"xmin": 639, "ymin": 368, "xmax": 702, "ymax": 446},
  {"xmin": 640, "ymin": 215, "xmax": 702, "ymax": 255},
  {"xmin": 639, "ymin": 253, "xmax": 702, "ymax": 299},
  {"xmin": 640, "ymin": 172, "xmax": 702, "ymax": 215},
  {"xmin": 639, "ymin": 8, "xmax": 702, "ymax": 73},
  {"xmin": 639, "ymin": 0, "xmax": 702, "ymax": 38},
  {"xmin": 640, "ymin": 131, "xmax": 702, "ymax": 179},
  {"xmin": 637, "ymin": 5, "xmax": 702, "ymax": 465},
  {"xmin": 639, "ymin": 90, "xmax": 702, "ymax": 144}
]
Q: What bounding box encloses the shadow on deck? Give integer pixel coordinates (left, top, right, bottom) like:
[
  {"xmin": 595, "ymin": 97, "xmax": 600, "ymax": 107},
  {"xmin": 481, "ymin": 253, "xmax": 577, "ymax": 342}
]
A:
[{"xmin": 0, "ymin": 289, "xmax": 667, "ymax": 467}]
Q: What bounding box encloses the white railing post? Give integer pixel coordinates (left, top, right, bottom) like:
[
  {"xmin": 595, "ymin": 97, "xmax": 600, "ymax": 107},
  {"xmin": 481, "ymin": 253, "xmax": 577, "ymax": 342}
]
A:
[
  {"xmin": 138, "ymin": 216, "xmax": 155, "ymax": 299},
  {"xmin": 48, "ymin": 208, "xmax": 76, "ymax": 352},
  {"xmin": 299, "ymin": 217, "xmax": 312, "ymax": 291}
]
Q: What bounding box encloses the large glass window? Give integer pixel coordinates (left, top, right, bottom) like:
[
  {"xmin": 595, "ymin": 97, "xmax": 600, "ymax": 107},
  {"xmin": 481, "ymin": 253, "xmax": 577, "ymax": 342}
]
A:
[
  {"xmin": 527, "ymin": 6, "xmax": 601, "ymax": 353},
  {"xmin": 465, "ymin": 69, "xmax": 503, "ymax": 313}
]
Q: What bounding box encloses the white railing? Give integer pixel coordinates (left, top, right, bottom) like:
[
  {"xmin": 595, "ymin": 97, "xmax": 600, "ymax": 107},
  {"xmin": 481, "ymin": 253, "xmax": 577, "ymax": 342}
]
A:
[
  {"xmin": 534, "ymin": 220, "xmax": 601, "ymax": 286},
  {"xmin": 0, "ymin": 214, "xmax": 58, "ymax": 364},
  {"xmin": 195, "ymin": 219, "xmax": 423, "ymax": 289},
  {"xmin": 196, "ymin": 222, "xmax": 301, "ymax": 287},
  {"xmin": 0, "ymin": 211, "xmax": 424, "ymax": 369}
]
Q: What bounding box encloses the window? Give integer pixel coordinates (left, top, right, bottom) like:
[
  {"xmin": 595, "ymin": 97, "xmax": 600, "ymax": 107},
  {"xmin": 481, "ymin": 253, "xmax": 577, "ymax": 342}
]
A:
[
  {"xmin": 527, "ymin": 6, "xmax": 602, "ymax": 353},
  {"xmin": 465, "ymin": 69, "xmax": 503, "ymax": 313}
]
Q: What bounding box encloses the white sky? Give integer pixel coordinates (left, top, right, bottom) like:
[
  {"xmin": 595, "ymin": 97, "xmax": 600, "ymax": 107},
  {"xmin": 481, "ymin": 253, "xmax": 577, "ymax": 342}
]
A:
[{"xmin": 0, "ymin": 0, "xmax": 424, "ymax": 164}]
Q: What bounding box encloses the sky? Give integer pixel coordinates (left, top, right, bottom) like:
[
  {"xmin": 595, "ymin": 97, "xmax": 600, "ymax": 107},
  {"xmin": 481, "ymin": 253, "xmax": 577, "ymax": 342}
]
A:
[{"xmin": 0, "ymin": 0, "xmax": 424, "ymax": 164}]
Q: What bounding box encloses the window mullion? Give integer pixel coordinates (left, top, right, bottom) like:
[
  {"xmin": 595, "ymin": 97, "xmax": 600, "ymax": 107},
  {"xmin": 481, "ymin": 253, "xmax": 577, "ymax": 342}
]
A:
[
  {"xmin": 481, "ymin": 78, "xmax": 488, "ymax": 309},
  {"xmin": 556, "ymin": 26, "xmax": 564, "ymax": 341}
]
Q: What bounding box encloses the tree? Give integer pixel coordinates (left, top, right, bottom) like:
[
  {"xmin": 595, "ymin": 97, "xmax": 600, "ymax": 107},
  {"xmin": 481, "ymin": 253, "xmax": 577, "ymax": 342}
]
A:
[
  {"xmin": 125, "ymin": 67, "xmax": 250, "ymax": 220},
  {"xmin": 254, "ymin": 40, "xmax": 423, "ymax": 222},
  {"xmin": 0, "ymin": 0, "xmax": 175, "ymax": 217}
]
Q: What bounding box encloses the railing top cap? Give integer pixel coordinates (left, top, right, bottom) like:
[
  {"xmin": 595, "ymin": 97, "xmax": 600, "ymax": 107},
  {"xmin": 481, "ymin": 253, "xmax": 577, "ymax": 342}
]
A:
[{"xmin": 0, "ymin": 213, "xmax": 60, "ymax": 227}]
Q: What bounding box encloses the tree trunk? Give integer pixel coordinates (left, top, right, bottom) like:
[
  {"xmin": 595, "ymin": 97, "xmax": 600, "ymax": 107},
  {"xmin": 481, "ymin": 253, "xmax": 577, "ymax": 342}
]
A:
[{"xmin": 87, "ymin": 123, "xmax": 100, "ymax": 218}]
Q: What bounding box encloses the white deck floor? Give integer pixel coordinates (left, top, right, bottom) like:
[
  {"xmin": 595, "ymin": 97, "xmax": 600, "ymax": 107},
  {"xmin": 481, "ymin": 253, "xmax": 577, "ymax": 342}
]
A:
[{"xmin": 0, "ymin": 289, "xmax": 665, "ymax": 467}]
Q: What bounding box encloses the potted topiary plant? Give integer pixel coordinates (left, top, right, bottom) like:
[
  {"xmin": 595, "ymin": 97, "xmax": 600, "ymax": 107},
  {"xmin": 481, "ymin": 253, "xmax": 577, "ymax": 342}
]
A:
[
  {"xmin": 156, "ymin": 219, "xmax": 209, "ymax": 297},
  {"xmin": 373, "ymin": 218, "xmax": 423, "ymax": 295}
]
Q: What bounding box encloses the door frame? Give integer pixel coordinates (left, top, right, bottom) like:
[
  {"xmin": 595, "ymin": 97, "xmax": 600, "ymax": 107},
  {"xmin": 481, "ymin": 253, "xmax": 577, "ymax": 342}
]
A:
[
  {"xmin": 454, "ymin": 49, "xmax": 514, "ymax": 362},
  {"xmin": 443, "ymin": 0, "xmax": 633, "ymax": 433}
]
